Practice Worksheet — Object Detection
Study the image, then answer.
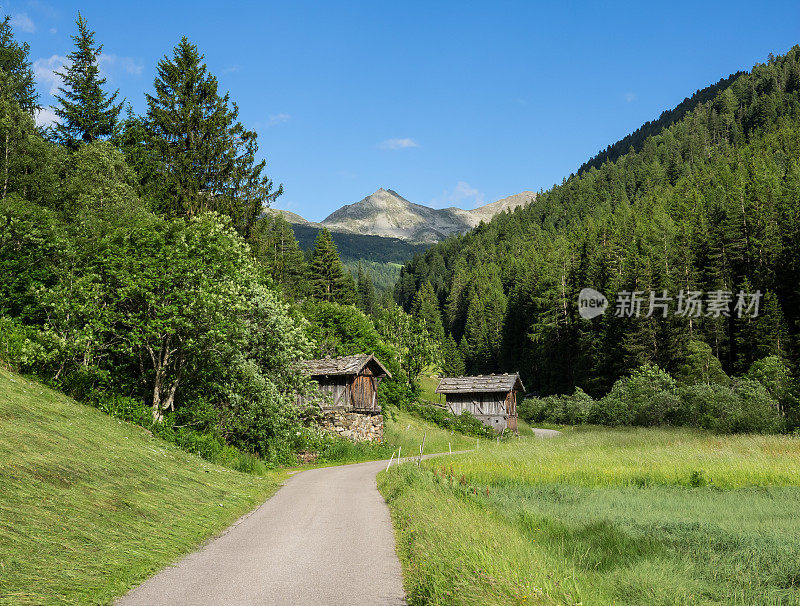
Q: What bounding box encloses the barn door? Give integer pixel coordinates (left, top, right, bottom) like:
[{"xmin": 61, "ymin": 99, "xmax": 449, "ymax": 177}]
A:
[
  {"xmin": 506, "ymin": 391, "xmax": 518, "ymax": 432},
  {"xmin": 351, "ymin": 373, "xmax": 375, "ymax": 410}
]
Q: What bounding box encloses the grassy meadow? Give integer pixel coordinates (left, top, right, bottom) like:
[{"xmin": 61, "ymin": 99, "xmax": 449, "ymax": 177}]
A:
[
  {"xmin": 0, "ymin": 369, "xmax": 287, "ymax": 605},
  {"xmin": 378, "ymin": 427, "xmax": 800, "ymax": 605}
]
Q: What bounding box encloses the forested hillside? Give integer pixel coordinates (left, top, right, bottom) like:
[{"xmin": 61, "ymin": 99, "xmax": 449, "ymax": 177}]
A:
[
  {"xmin": 290, "ymin": 222, "xmax": 428, "ymax": 264},
  {"xmin": 396, "ymin": 47, "xmax": 800, "ymax": 401},
  {"xmin": 577, "ymin": 70, "xmax": 744, "ymax": 174},
  {"xmin": 289, "ymin": 222, "xmax": 428, "ymax": 292},
  {"xmin": 0, "ymin": 14, "xmax": 440, "ymax": 468}
]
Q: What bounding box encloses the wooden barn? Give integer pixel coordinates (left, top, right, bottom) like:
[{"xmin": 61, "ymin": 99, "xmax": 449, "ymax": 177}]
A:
[
  {"xmin": 299, "ymin": 354, "xmax": 391, "ymax": 413},
  {"xmin": 435, "ymin": 373, "xmax": 524, "ymax": 432}
]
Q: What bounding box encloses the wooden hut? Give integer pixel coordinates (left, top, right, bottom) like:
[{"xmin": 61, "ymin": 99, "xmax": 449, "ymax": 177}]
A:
[
  {"xmin": 435, "ymin": 373, "xmax": 524, "ymax": 432},
  {"xmin": 299, "ymin": 354, "xmax": 391, "ymax": 413}
]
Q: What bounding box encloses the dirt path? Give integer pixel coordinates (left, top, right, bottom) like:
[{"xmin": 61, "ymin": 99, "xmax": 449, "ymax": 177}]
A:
[{"xmin": 530, "ymin": 427, "xmax": 561, "ymax": 438}]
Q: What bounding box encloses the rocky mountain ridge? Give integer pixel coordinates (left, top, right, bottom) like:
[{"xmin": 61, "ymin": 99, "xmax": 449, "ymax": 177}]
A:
[{"xmin": 269, "ymin": 188, "xmax": 536, "ymax": 243}]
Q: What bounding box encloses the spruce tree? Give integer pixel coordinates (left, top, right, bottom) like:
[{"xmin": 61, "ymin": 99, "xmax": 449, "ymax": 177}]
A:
[
  {"xmin": 412, "ymin": 281, "xmax": 444, "ymax": 342},
  {"xmin": 53, "ymin": 13, "xmax": 122, "ymax": 145},
  {"xmin": 0, "ymin": 15, "xmax": 37, "ymax": 112},
  {"xmin": 356, "ymin": 263, "xmax": 376, "ymax": 315},
  {"xmin": 253, "ymin": 214, "xmax": 308, "ymax": 296},
  {"xmin": 0, "ymin": 16, "xmax": 38, "ymax": 200},
  {"xmin": 441, "ymin": 334, "xmax": 465, "ymax": 377},
  {"xmin": 308, "ymin": 228, "xmax": 355, "ymax": 303},
  {"xmin": 145, "ymin": 37, "xmax": 282, "ymax": 238}
]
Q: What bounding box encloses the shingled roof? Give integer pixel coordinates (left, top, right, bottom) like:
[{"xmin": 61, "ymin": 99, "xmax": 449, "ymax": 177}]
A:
[
  {"xmin": 300, "ymin": 354, "xmax": 391, "ymax": 378},
  {"xmin": 435, "ymin": 373, "xmax": 524, "ymax": 394}
]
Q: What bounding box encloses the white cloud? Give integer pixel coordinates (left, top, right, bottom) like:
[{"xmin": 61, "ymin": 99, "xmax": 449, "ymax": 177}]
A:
[
  {"xmin": 32, "ymin": 53, "xmax": 141, "ymax": 98},
  {"xmin": 430, "ymin": 181, "xmax": 485, "ymax": 209},
  {"xmin": 98, "ymin": 54, "xmax": 143, "ymax": 77},
  {"xmin": 267, "ymin": 113, "xmax": 291, "ymax": 126},
  {"xmin": 33, "ymin": 54, "xmax": 67, "ymax": 95},
  {"xmin": 10, "ymin": 13, "xmax": 35, "ymax": 33},
  {"xmin": 378, "ymin": 137, "xmax": 419, "ymax": 150},
  {"xmin": 49, "ymin": 27, "xmax": 57, "ymax": 34},
  {"xmin": 34, "ymin": 107, "xmax": 59, "ymax": 128},
  {"xmin": 624, "ymin": 92, "xmax": 637, "ymax": 103},
  {"xmin": 26, "ymin": 0, "xmax": 60, "ymax": 19}
]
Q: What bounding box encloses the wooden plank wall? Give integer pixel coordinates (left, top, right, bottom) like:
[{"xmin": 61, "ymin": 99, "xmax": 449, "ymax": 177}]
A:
[{"xmin": 446, "ymin": 392, "xmax": 509, "ymax": 431}]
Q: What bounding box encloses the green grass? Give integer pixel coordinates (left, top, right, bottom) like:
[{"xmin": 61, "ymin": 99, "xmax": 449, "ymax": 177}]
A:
[
  {"xmin": 378, "ymin": 427, "xmax": 800, "ymax": 605},
  {"xmin": 0, "ymin": 369, "xmax": 286, "ymax": 605},
  {"xmin": 441, "ymin": 427, "xmax": 800, "ymax": 489},
  {"xmin": 384, "ymin": 410, "xmax": 479, "ymax": 455},
  {"xmin": 288, "ymin": 408, "xmax": 481, "ymax": 469},
  {"xmin": 419, "ymin": 374, "xmax": 444, "ymax": 405}
]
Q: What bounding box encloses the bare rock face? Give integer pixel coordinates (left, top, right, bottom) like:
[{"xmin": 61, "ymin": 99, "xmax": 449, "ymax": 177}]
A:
[{"xmin": 320, "ymin": 188, "xmax": 536, "ymax": 243}]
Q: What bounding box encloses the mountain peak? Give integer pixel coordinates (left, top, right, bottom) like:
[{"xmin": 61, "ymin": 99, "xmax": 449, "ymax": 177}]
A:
[{"xmin": 320, "ymin": 189, "xmax": 535, "ymax": 243}]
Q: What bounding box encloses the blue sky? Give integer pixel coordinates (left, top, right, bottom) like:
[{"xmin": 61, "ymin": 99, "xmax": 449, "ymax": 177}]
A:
[{"xmin": 3, "ymin": 1, "xmax": 799, "ymax": 221}]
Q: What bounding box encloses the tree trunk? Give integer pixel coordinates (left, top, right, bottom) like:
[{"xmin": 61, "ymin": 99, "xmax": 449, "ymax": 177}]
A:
[
  {"xmin": 2, "ymin": 131, "xmax": 9, "ymax": 200},
  {"xmin": 151, "ymin": 364, "xmax": 165, "ymax": 422}
]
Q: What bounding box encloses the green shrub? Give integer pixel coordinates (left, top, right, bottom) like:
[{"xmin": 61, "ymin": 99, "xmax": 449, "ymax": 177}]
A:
[
  {"xmin": 0, "ymin": 316, "xmax": 32, "ymax": 371},
  {"xmin": 589, "ymin": 365, "xmax": 678, "ymax": 426},
  {"xmin": 525, "ymin": 364, "xmax": 787, "ymax": 434},
  {"xmin": 673, "ymin": 380, "xmax": 782, "ymax": 433},
  {"xmin": 746, "ymin": 356, "xmax": 792, "ymax": 406},
  {"xmin": 674, "ymin": 383, "xmax": 742, "ymax": 430},
  {"xmin": 729, "ymin": 379, "xmax": 784, "ymax": 434},
  {"xmin": 519, "ymin": 387, "xmax": 593, "ymax": 425}
]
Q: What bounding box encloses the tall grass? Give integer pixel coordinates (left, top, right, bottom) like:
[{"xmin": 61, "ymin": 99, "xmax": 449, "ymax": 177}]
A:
[
  {"xmin": 379, "ymin": 427, "xmax": 800, "ymax": 605},
  {"xmin": 436, "ymin": 427, "xmax": 800, "ymax": 489}
]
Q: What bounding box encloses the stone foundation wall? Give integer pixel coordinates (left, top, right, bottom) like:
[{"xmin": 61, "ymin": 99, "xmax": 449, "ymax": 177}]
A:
[{"xmin": 320, "ymin": 410, "xmax": 383, "ymax": 442}]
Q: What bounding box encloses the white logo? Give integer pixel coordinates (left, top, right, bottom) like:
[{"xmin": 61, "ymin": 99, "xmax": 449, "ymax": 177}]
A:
[{"xmin": 578, "ymin": 288, "xmax": 608, "ymax": 319}]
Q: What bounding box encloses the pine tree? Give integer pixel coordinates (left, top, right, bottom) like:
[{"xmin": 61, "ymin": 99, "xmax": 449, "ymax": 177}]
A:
[
  {"xmin": 0, "ymin": 16, "xmax": 38, "ymax": 112},
  {"xmin": 252, "ymin": 214, "xmax": 307, "ymax": 296},
  {"xmin": 144, "ymin": 37, "xmax": 282, "ymax": 238},
  {"xmin": 441, "ymin": 333, "xmax": 465, "ymax": 377},
  {"xmin": 356, "ymin": 263, "xmax": 376, "ymax": 315},
  {"xmin": 412, "ymin": 281, "xmax": 444, "ymax": 342},
  {"xmin": 308, "ymin": 228, "xmax": 355, "ymax": 303},
  {"xmin": 53, "ymin": 13, "xmax": 122, "ymax": 145}
]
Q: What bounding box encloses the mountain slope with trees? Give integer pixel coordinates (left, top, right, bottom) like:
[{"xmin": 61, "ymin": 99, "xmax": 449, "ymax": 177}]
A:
[{"xmin": 396, "ymin": 46, "xmax": 800, "ymax": 424}]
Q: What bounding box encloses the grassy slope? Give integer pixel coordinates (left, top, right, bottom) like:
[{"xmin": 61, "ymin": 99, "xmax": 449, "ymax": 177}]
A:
[
  {"xmin": 0, "ymin": 369, "xmax": 285, "ymax": 605},
  {"xmin": 379, "ymin": 427, "xmax": 800, "ymax": 605},
  {"xmin": 418, "ymin": 374, "xmax": 443, "ymax": 404},
  {"xmin": 385, "ymin": 411, "xmax": 479, "ymax": 456}
]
